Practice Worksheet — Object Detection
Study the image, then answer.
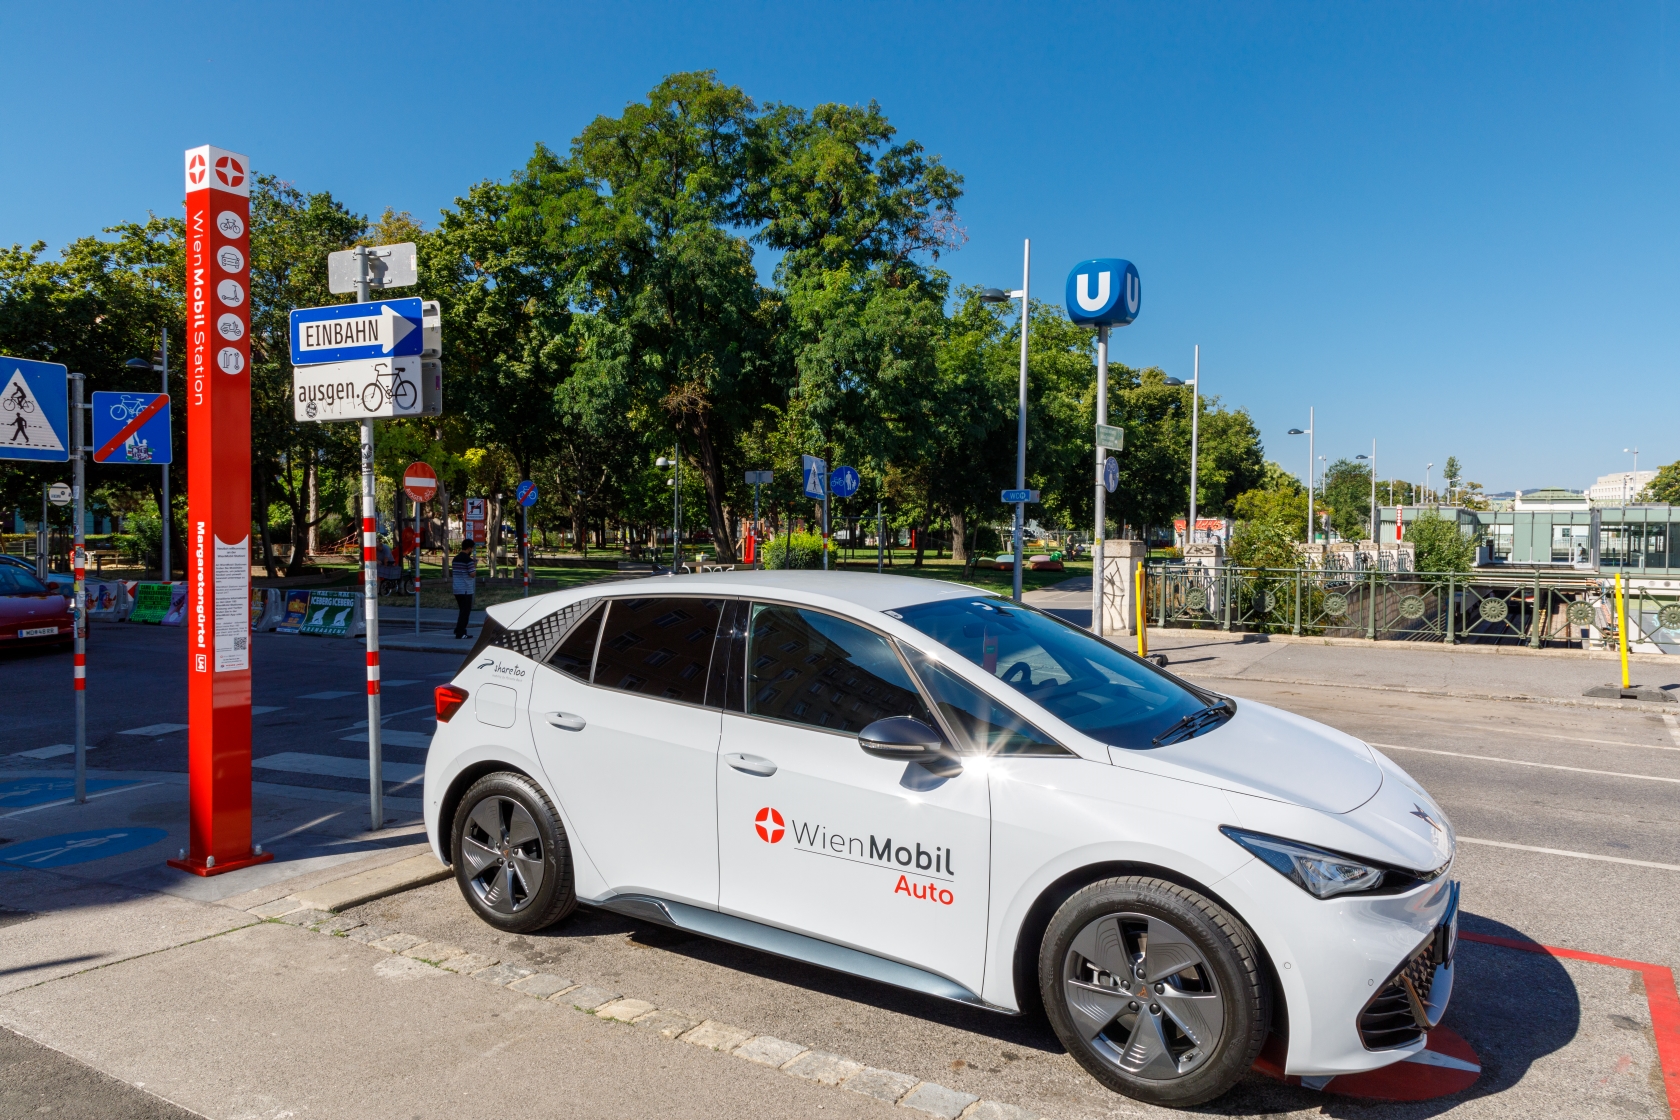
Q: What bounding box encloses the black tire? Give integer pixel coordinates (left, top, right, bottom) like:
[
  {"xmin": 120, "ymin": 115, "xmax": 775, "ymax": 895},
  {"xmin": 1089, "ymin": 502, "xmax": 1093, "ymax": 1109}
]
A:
[
  {"xmin": 450, "ymin": 772, "xmax": 576, "ymax": 933},
  {"xmin": 1039, "ymin": 876, "xmax": 1270, "ymax": 1108}
]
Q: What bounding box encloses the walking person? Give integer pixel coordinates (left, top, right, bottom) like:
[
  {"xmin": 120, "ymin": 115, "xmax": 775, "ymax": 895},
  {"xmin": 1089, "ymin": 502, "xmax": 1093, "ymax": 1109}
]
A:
[{"xmin": 451, "ymin": 539, "xmax": 477, "ymax": 640}]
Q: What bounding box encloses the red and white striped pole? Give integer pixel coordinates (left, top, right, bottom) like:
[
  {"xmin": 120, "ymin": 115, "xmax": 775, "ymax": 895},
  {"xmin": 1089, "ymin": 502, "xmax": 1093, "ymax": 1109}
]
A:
[
  {"xmin": 354, "ymin": 247, "xmax": 384, "ymax": 831},
  {"xmin": 71, "ymin": 371, "xmax": 87, "ymax": 803},
  {"xmin": 413, "ymin": 497, "xmax": 422, "ymax": 634}
]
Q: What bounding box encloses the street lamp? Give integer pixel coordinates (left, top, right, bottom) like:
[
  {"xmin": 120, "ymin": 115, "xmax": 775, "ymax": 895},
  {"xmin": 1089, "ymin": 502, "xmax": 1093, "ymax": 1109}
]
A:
[
  {"xmin": 1162, "ymin": 346, "xmax": 1201, "ymax": 550},
  {"xmin": 1355, "ymin": 442, "xmax": 1376, "ymax": 541},
  {"xmin": 125, "ymin": 346, "xmax": 169, "ymax": 578},
  {"xmin": 980, "ymin": 240, "xmax": 1031, "ymax": 603},
  {"xmin": 1287, "ymin": 408, "xmax": 1314, "ymax": 544},
  {"xmin": 1625, "ymin": 447, "xmax": 1640, "ymax": 503},
  {"xmin": 1425, "ymin": 463, "xmax": 1434, "ymax": 507},
  {"xmin": 656, "ymin": 451, "xmax": 680, "ymax": 572}
]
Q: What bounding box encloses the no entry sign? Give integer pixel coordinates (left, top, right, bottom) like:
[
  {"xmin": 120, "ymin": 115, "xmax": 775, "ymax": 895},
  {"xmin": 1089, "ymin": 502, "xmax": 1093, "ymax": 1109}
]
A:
[
  {"xmin": 403, "ymin": 462, "xmax": 437, "ymax": 503},
  {"xmin": 171, "ymin": 144, "xmax": 269, "ymax": 879}
]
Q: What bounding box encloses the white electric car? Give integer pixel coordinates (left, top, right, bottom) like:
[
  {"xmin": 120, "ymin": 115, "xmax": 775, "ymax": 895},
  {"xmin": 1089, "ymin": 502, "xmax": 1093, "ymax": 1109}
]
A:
[{"xmin": 424, "ymin": 571, "xmax": 1457, "ymax": 1108}]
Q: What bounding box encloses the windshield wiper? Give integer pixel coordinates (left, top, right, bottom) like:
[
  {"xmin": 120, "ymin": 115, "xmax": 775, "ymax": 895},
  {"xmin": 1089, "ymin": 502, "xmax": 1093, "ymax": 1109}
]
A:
[{"xmin": 1152, "ymin": 699, "xmax": 1235, "ymax": 747}]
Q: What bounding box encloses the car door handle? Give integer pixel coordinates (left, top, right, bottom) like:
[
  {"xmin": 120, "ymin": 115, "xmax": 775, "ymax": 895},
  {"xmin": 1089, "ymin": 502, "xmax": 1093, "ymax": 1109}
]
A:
[
  {"xmin": 543, "ymin": 711, "xmax": 587, "ymax": 732},
  {"xmin": 724, "ymin": 753, "xmax": 777, "ymax": 777}
]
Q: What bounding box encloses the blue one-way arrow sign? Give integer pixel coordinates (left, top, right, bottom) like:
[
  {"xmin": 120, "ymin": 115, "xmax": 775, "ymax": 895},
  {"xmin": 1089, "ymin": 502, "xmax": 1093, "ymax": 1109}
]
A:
[
  {"xmin": 289, "ymin": 297, "xmax": 424, "ymax": 366},
  {"xmin": 1001, "ymin": 488, "xmax": 1040, "ymax": 503}
]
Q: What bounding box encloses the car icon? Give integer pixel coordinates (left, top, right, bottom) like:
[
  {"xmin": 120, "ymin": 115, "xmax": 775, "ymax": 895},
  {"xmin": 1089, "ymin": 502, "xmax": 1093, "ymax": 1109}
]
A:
[{"xmin": 424, "ymin": 572, "xmax": 1457, "ymax": 1108}]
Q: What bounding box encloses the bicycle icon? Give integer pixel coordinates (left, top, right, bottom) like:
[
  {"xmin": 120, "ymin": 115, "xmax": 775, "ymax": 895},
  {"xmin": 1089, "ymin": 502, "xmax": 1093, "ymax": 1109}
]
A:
[
  {"xmin": 108, "ymin": 394, "xmax": 149, "ymax": 422},
  {"xmin": 4, "ymin": 383, "xmax": 35, "ymax": 415},
  {"xmin": 361, "ymin": 362, "xmax": 416, "ymax": 412}
]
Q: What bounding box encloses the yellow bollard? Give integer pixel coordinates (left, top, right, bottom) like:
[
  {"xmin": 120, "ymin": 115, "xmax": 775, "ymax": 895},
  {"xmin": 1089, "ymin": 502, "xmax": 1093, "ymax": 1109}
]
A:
[
  {"xmin": 1136, "ymin": 562, "xmax": 1148, "ymax": 658},
  {"xmin": 1617, "ymin": 571, "xmax": 1629, "ymax": 690}
]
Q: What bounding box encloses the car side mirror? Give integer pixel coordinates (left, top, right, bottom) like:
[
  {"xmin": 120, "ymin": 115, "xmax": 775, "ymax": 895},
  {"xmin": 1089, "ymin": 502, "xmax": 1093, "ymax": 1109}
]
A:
[{"xmin": 858, "ymin": 716, "xmax": 962, "ymax": 777}]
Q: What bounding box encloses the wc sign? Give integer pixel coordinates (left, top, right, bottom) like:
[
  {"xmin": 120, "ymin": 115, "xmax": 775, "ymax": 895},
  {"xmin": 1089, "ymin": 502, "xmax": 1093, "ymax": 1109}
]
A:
[{"xmin": 1064, "ymin": 259, "xmax": 1141, "ymax": 327}]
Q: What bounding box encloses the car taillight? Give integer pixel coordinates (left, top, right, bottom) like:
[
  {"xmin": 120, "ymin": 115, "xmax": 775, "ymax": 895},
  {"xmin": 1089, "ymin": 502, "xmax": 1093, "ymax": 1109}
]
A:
[{"xmin": 435, "ymin": 685, "xmax": 469, "ymax": 722}]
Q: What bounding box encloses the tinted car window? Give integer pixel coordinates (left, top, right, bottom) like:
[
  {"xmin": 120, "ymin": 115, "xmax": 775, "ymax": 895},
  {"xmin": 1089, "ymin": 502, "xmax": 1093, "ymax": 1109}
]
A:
[
  {"xmin": 901, "ymin": 646, "xmax": 1068, "ymax": 756},
  {"xmin": 0, "ymin": 567, "xmax": 49, "ymax": 596},
  {"xmin": 893, "ymin": 597, "xmax": 1209, "ymax": 750},
  {"xmin": 746, "ymin": 603, "xmax": 931, "ymax": 733},
  {"xmin": 592, "ymin": 597, "xmax": 722, "ymax": 704},
  {"xmin": 546, "ymin": 602, "xmax": 603, "ymax": 681}
]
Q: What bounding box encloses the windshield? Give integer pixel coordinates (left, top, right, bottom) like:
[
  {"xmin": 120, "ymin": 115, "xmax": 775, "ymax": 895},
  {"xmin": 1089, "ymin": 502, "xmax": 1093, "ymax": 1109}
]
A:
[
  {"xmin": 0, "ymin": 567, "xmax": 51, "ymax": 596},
  {"xmin": 892, "ymin": 597, "xmax": 1215, "ymax": 750}
]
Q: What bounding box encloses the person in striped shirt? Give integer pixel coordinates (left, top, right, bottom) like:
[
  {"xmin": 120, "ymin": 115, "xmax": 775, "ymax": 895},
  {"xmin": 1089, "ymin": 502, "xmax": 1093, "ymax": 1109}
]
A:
[{"xmin": 451, "ymin": 540, "xmax": 477, "ymax": 639}]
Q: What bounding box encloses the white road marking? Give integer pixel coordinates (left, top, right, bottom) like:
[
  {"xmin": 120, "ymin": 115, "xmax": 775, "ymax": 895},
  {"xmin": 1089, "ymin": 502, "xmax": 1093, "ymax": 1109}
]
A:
[
  {"xmin": 1459, "ymin": 836, "xmax": 1680, "ymax": 872},
  {"xmin": 380, "ymin": 679, "xmax": 419, "ymax": 687},
  {"xmin": 252, "ymin": 706, "xmax": 286, "ymax": 715},
  {"xmin": 118, "ymin": 723, "xmax": 188, "ymax": 737},
  {"xmin": 13, "ymin": 744, "xmax": 80, "ymax": 759},
  {"xmin": 298, "ymin": 691, "xmax": 358, "ymax": 700},
  {"xmin": 1372, "ymin": 742, "xmax": 1680, "ymax": 785},
  {"xmin": 252, "ymin": 752, "xmax": 423, "ymax": 785},
  {"xmin": 257, "ymin": 811, "xmax": 344, "ymax": 848},
  {"xmin": 1664, "ymin": 713, "xmax": 1680, "ymax": 748},
  {"xmin": 339, "ymin": 730, "xmax": 434, "ymax": 749},
  {"xmin": 1330, "ymin": 709, "xmax": 1680, "ymax": 751},
  {"xmin": 0, "ymin": 782, "xmax": 161, "ymax": 819}
]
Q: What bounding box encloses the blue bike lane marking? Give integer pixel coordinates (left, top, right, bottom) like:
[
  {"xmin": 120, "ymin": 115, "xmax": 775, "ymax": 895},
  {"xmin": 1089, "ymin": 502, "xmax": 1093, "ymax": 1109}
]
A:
[{"xmin": 0, "ymin": 828, "xmax": 168, "ymax": 870}]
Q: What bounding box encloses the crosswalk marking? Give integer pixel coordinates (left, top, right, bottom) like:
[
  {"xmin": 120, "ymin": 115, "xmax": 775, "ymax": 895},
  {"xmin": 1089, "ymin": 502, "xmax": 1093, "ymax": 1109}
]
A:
[
  {"xmin": 299, "ymin": 691, "xmax": 358, "ymax": 700},
  {"xmin": 118, "ymin": 724, "xmax": 189, "ymax": 737},
  {"xmin": 340, "ymin": 730, "xmax": 434, "ymax": 748},
  {"xmin": 252, "ymin": 752, "xmax": 423, "ymax": 785},
  {"xmin": 14, "ymin": 744, "xmax": 80, "ymax": 759},
  {"xmin": 252, "ymin": 706, "xmax": 286, "ymax": 715}
]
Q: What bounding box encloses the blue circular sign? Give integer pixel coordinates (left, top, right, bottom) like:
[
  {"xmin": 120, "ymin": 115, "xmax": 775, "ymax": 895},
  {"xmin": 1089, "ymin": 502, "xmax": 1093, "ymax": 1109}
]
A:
[
  {"xmin": 830, "ymin": 466, "xmax": 860, "ymax": 498},
  {"xmin": 1065, "ymin": 259, "xmax": 1141, "ymax": 327},
  {"xmin": 515, "ymin": 480, "xmax": 539, "ymax": 508},
  {"xmin": 1103, "ymin": 455, "xmax": 1120, "ymax": 493},
  {"xmin": 0, "ymin": 828, "xmax": 167, "ymax": 870}
]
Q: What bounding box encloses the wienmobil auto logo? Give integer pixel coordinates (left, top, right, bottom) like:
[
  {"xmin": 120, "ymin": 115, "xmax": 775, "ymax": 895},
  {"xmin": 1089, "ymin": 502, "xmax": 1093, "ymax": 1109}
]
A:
[
  {"xmin": 754, "ymin": 807, "xmax": 785, "ymax": 843},
  {"xmin": 752, "ymin": 810, "xmax": 957, "ymax": 905}
]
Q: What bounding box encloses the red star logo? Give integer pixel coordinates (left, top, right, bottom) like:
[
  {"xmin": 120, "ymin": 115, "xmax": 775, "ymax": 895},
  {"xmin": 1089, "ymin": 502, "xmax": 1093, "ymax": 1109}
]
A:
[
  {"xmin": 187, "ymin": 153, "xmax": 206, "ymax": 186},
  {"xmin": 215, "ymin": 155, "xmax": 245, "ymax": 188},
  {"xmin": 754, "ymin": 807, "xmax": 784, "ymax": 844}
]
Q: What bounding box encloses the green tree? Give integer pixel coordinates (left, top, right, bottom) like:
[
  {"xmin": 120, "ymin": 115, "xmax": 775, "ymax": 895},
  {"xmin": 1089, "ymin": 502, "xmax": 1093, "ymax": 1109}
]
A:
[
  {"xmin": 1320, "ymin": 458, "xmax": 1373, "ymax": 541},
  {"xmin": 1641, "ymin": 461, "xmax": 1680, "ymax": 503},
  {"xmin": 1408, "ymin": 511, "xmax": 1477, "ymax": 572}
]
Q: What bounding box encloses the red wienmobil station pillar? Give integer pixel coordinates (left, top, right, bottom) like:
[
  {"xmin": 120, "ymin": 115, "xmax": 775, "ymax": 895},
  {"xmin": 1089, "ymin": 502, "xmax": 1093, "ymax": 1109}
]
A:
[{"xmin": 169, "ymin": 145, "xmax": 271, "ymax": 876}]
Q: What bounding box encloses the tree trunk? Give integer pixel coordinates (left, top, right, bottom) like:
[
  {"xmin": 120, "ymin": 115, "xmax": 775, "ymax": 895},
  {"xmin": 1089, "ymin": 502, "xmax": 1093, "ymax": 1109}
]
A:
[
  {"xmin": 914, "ymin": 516, "xmax": 927, "ymax": 567},
  {"xmin": 950, "ymin": 510, "xmax": 968, "ymax": 564},
  {"xmin": 306, "ymin": 460, "xmax": 319, "ymax": 556},
  {"xmin": 487, "ymin": 493, "xmax": 503, "ymax": 578},
  {"xmin": 688, "ymin": 415, "xmax": 737, "ymax": 563},
  {"xmin": 257, "ymin": 472, "xmax": 278, "ymax": 579}
]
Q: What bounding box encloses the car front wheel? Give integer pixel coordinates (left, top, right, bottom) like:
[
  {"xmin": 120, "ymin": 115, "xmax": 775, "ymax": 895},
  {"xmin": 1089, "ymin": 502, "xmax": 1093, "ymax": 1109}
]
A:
[
  {"xmin": 1040, "ymin": 876, "xmax": 1270, "ymax": 1108},
  {"xmin": 451, "ymin": 772, "xmax": 576, "ymax": 933}
]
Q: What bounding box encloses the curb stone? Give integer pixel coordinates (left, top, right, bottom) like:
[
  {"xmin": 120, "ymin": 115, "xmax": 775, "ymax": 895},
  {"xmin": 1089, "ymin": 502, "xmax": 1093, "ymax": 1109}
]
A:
[
  {"xmin": 276, "ymin": 908, "xmax": 334, "ymax": 928},
  {"xmin": 248, "ymin": 899, "xmax": 306, "ymax": 919},
  {"xmin": 307, "ymin": 917, "xmax": 1055, "ymax": 1120}
]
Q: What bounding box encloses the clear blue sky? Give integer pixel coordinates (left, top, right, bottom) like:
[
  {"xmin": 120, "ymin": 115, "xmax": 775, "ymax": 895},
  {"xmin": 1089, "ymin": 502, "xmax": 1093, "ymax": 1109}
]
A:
[{"xmin": 4, "ymin": 2, "xmax": 1674, "ymax": 494}]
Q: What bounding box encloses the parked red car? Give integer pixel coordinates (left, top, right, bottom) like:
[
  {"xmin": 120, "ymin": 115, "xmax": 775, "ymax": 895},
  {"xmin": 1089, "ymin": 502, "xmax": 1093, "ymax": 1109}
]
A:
[{"xmin": 0, "ymin": 564, "xmax": 73, "ymax": 648}]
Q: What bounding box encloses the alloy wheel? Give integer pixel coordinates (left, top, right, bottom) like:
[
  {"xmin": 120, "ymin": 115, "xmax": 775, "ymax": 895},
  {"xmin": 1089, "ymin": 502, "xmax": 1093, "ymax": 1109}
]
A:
[
  {"xmin": 459, "ymin": 795, "xmax": 546, "ymax": 914},
  {"xmin": 1062, "ymin": 911, "xmax": 1226, "ymax": 1081}
]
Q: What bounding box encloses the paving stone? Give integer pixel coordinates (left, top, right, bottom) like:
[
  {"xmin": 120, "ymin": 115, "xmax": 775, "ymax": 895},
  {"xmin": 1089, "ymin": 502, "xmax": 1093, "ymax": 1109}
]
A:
[
  {"xmin": 509, "ymin": 973, "xmax": 575, "ymax": 999},
  {"xmin": 960, "ymin": 1102, "xmax": 1040, "ymax": 1120},
  {"xmin": 471, "ymin": 963, "xmax": 533, "ymax": 987},
  {"xmin": 313, "ymin": 915, "xmax": 365, "ymax": 935},
  {"xmin": 565, "ymin": 986, "xmax": 621, "ymax": 1010},
  {"xmin": 344, "ymin": 924, "xmax": 395, "ymax": 944},
  {"xmin": 596, "ymin": 998, "xmax": 656, "ymax": 1022},
  {"xmin": 900, "ymin": 1083, "xmax": 980, "ymax": 1119},
  {"xmin": 733, "ymin": 1034, "xmax": 808, "ymax": 1068},
  {"xmin": 401, "ymin": 943, "xmax": 466, "ymax": 963},
  {"xmin": 437, "ymin": 952, "xmax": 499, "ymax": 974},
  {"xmin": 841, "ymin": 1067, "xmax": 919, "ymax": 1104},
  {"xmin": 680, "ymin": 1020, "xmax": 755, "ymax": 1052},
  {"xmin": 276, "ymin": 908, "xmax": 334, "ymax": 928},
  {"xmin": 633, "ymin": 1009, "xmax": 699, "ymax": 1039},
  {"xmin": 247, "ymin": 899, "xmax": 305, "ymax": 919},
  {"xmin": 784, "ymin": 1050, "xmax": 864, "ymax": 1086},
  {"xmin": 368, "ymin": 933, "xmax": 427, "ymax": 954}
]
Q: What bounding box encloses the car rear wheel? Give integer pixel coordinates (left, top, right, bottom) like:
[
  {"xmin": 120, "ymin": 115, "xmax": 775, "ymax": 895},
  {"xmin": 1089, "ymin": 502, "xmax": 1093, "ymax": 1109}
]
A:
[
  {"xmin": 451, "ymin": 772, "xmax": 576, "ymax": 933},
  {"xmin": 1039, "ymin": 876, "xmax": 1270, "ymax": 1108}
]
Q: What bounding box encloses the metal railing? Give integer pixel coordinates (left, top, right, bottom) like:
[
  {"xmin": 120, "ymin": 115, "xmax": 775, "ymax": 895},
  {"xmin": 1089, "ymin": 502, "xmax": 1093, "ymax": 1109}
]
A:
[{"xmin": 1149, "ymin": 564, "xmax": 1613, "ymax": 648}]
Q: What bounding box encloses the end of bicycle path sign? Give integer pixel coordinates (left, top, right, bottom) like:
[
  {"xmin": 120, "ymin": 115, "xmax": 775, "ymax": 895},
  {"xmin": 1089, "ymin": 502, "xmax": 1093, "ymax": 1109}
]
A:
[
  {"xmin": 92, "ymin": 391, "xmax": 172, "ymax": 464},
  {"xmin": 294, "ymin": 356, "xmax": 424, "ymax": 421},
  {"xmin": 0, "ymin": 355, "xmax": 69, "ymax": 463},
  {"xmin": 289, "ymin": 298, "xmax": 424, "ymax": 365}
]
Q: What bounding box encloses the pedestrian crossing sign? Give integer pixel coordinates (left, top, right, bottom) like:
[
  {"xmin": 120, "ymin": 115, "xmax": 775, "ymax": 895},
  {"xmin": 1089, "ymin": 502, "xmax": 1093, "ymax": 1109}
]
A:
[{"xmin": 0, "ymin": 356, "xmax": 69, "ymax": 462}]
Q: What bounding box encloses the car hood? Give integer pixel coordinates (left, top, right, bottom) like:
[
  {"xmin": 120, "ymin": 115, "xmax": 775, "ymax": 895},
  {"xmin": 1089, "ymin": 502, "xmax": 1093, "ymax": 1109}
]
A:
[{"xmin": 1110, "ymin": 698, "xmax": 1383, "ymax": 814}]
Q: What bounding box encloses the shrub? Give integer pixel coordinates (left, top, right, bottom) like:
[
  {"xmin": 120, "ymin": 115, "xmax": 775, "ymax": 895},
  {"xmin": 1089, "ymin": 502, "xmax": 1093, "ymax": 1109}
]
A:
[
  {"xmin": 1229, "ymin": 517, "xmax": 1302, "ymax": 570},
  {"xmin": 1407, "ymin": 512, "xmax": 1478, "ymax": 573},
  {"xmin": 764, "ymin": 531, "xmax": 825, "ymax": 570}
]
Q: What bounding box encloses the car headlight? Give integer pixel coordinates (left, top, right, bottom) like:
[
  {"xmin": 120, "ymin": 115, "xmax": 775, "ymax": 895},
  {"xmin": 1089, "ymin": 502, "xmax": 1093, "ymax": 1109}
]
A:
[{"xmin": 1220, "ymin": 826, "xmax": 1387, "ymax": 899}]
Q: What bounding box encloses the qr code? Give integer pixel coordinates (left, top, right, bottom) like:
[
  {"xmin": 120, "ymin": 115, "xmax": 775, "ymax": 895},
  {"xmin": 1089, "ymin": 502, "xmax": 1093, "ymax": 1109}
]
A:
[{"xmin": 234, "ymin": 637, "xmax": 247, "ymax": 650}]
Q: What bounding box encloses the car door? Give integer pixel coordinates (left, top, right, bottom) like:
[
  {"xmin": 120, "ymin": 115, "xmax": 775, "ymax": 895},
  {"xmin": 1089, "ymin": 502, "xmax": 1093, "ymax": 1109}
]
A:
[
  {"xmin": 526, "ymin": 594, "xmax": 726, "ymax": 908},
  {"xmin": 716, "ymin": 601, "xmax": 992, "ymax": 995}
]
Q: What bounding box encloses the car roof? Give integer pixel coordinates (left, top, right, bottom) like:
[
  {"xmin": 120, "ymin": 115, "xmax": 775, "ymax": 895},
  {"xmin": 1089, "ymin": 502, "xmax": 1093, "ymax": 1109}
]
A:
[{"xmin": 489, "ymin": 570, "xmax": 992, "ymax": 627}]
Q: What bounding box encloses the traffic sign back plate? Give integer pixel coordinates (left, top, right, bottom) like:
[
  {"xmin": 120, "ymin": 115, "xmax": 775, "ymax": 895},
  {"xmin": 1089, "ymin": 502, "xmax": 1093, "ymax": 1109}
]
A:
[{"xmin": 328, "ymin": 242, "xmax": 418, "ymax": 295}]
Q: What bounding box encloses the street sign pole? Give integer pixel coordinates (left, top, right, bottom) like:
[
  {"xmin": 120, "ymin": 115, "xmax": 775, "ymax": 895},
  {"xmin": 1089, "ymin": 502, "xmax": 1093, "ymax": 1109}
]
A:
[
  {"xmin": 1013, "ymin": 241, "xmax": 1031, "ymax": 604},
  {"xmin": 171, "ymin": 146, "xmax": 268, "ymax": 876},
  {"xmin": 414, "ymin": 498, "xmax": 422, "ymax": 634},
  {"xmin": 71, "ymin": 372, "xmax": 86, "ymax": 803},
  {"xmin": 161, "ymin": 327, "xmax": 170, "ymax": 579},
  {"xmin": 1093, "ymin": 324, "xmax": 1110, "ymax": 637},
  {"xmin": 876, "ymin": 500, "xmax": 884, "ymax": 573},
  {"xmin": 752, "ymin": 481, "xmax": 761, "ymax": 568},
  {"xmin": 355, "ymin": 246, "xmax": 385, "ymax": 832}
]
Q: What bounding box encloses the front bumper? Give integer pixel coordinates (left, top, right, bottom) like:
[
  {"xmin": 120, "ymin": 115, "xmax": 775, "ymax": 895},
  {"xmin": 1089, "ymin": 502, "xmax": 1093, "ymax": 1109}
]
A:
[{"xmin": 1359, "ymin": 880, "xmax": 1459, "ymax": 1050}]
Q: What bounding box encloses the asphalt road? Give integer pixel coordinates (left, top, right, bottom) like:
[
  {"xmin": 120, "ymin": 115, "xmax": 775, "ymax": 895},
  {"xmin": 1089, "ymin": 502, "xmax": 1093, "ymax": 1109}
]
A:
[{"xmin": 3, "ymin": 619, "xmax": 1677, "ymax": 1118}]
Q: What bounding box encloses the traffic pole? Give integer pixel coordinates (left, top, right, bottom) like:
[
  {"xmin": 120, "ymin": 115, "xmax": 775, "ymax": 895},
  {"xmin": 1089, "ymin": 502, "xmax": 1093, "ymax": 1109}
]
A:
[
  {"xmin": 1092, "ymin": 324, "xmax": 1110, "ymax": 637},
  {"xmin": 876, "ymin": 500, "xmax": 883, "ymax": 574},
  {"xmin": 414, "ymin": 497, "xmax": 422, "ymax": 634},
  {"xmin": 520, "ymin": 503, "xmax": 529, "ymax": 597},
  {"xmin": 71, "ymin": 372, "xmax": 86, "ymax": 804},
  {"xmin": 355, "ymin": 247, "xmax": 384, "ymax": 831}
]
